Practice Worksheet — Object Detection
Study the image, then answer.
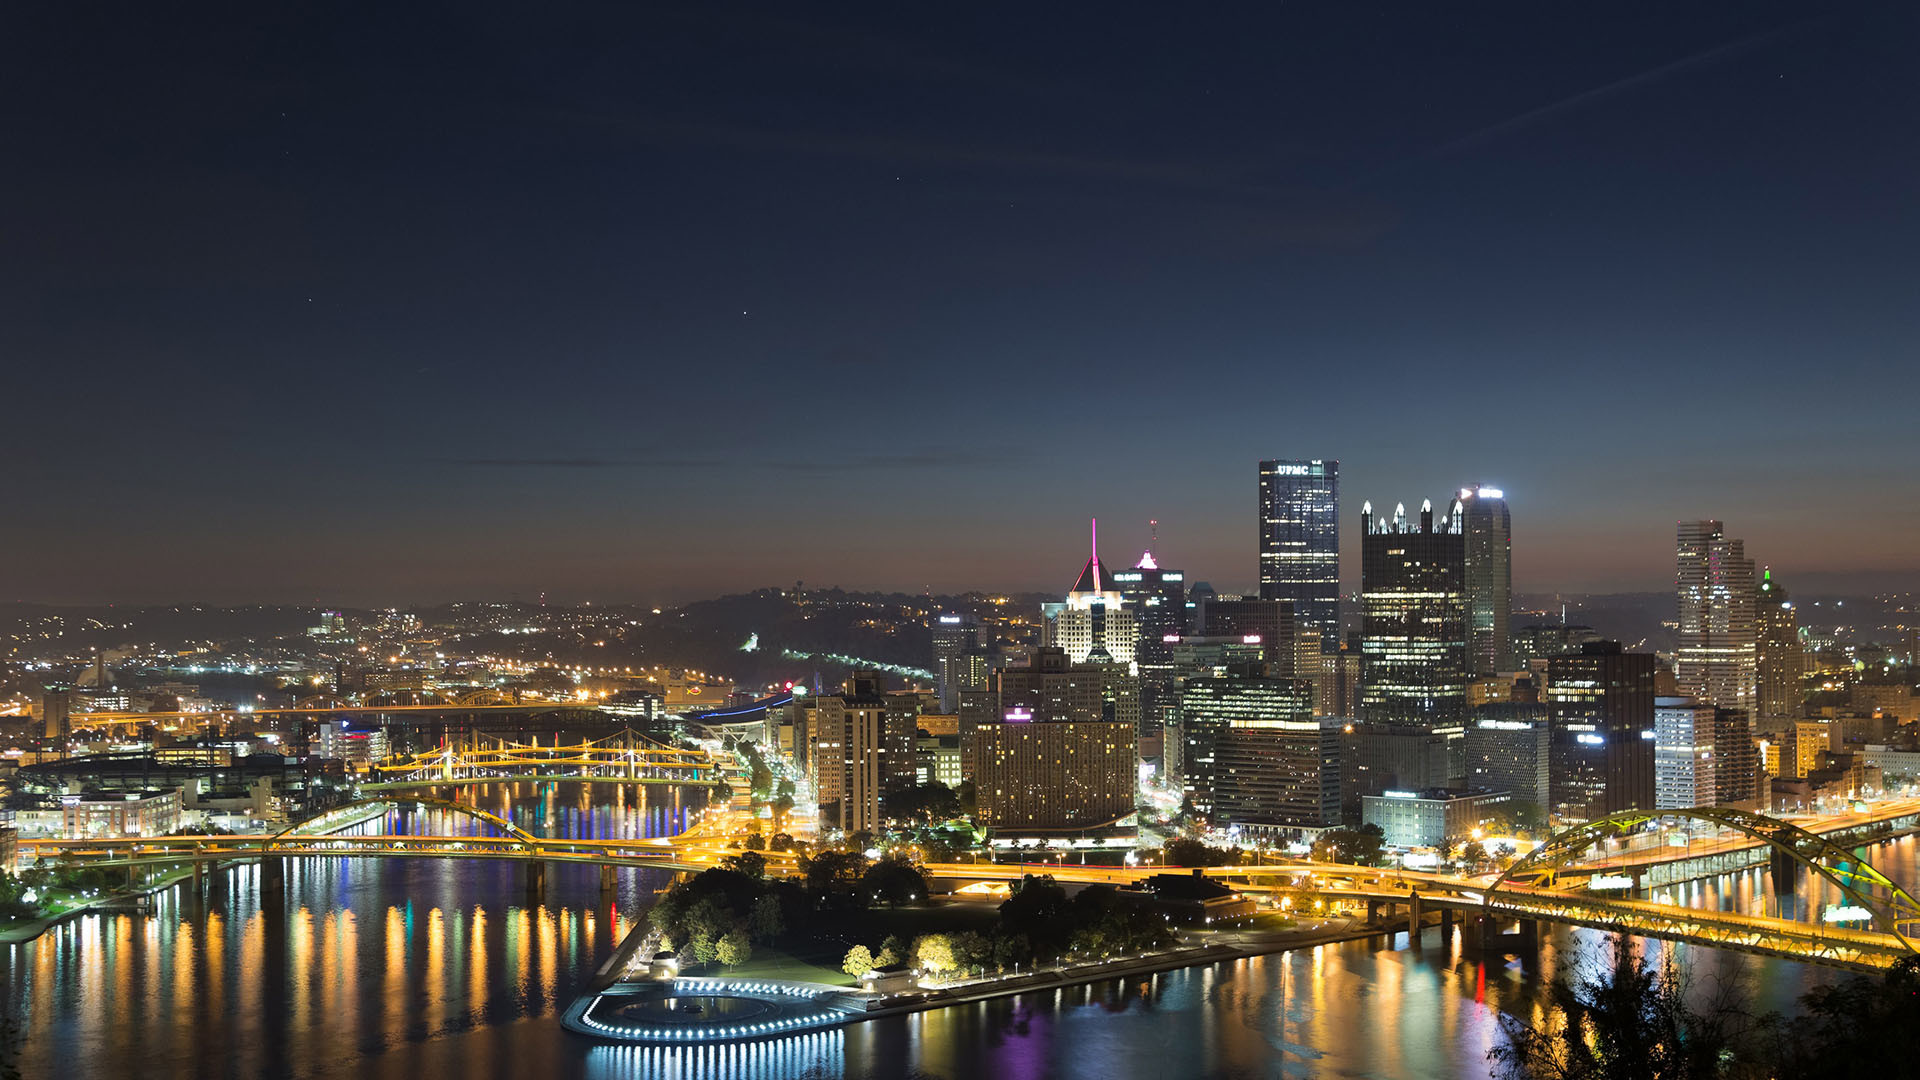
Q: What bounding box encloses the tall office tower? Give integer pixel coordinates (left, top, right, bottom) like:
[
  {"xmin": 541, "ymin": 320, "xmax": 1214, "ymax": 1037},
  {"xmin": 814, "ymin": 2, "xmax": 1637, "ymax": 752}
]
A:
[
  {"xmin": 1173, "ymin": 667, "xmax": 1337, "ymax": 836},
  {"xmin": 933, "ymin": 611, "xmax": 983, "ymax": 711},
  {"xmin": 1257, "ymin": 459, "xmax": 1340, "ymax": 652},
  {"xmin": 1459, "ymin": 485, "xmax": 1514, "ymax": 675},
  {"xmin": 1546, "ymin": 642, "xmax": 1656, "ymax": 822},
  {"xmin": 1352, "ymin": 499, "xmax": 1469, "ymax": 800},
  {"xmin": 1712, "ymin": 707, "xmax": 1763, "ymax": 805},
  {"xmin": 1359, "ymin": 499, "xmax": 1468, "ymax": 725},
  {"xmin": 1675, "ymin": 520, "xmax": 1758, "ymax": 715},
  {"xmin": 806, "ymin": 672, "xmax": 899, "ymax": 833},
  {"xmin": 1113, "ymin": 548, "xmax": 1186, "ymax": 667},
  {"xmin": 1465, "ymin": 703, "xmax": 1551, "ymax": 809},
  {"xmin": 1175, "ymin": 665, "xmax": 1312, "ymax": 819},
  {"xmin": 1194, "ymin": 595, "xmax": 1297, "ymax": 676},
  {"xmin": 1654, "ymin": 697, "xmax": 1718, "ymax": 810},
  {"xmin": 1042, "ymin": 520, "xmax": 1137, "ymax": 666},
  {"xmin": 1113, "ymin": 549, "xmax": 1186, "ymax": 739},
  {"xmin": 1755, "ymin": 569, "xmax": 1802, "ymax": 722}
]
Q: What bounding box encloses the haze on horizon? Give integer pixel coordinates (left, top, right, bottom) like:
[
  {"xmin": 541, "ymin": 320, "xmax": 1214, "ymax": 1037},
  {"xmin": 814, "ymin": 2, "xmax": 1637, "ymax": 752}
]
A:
[{"xmin": 7, "ymin": 4, "xmax": 1917, "ymax": 607}]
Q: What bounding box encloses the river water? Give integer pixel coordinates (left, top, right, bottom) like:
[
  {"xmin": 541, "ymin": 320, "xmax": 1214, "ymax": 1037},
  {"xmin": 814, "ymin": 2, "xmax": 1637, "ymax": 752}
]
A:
[{"xmin": 4, "ymin": 784, "xmax": 1905, "ymax": 1080}]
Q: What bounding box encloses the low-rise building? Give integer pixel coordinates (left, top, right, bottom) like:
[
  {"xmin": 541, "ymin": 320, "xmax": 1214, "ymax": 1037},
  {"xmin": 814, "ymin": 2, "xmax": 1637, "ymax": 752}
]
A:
[
  {"xmin": 1362, "ymin": 787, "xmax": 1511, "ymax": 849},
  {"xmin": 61, "ymin": 789, "xmax": 182, "ymax": 838},
  {"xmin": 1118, "ymin": 871, "xmax": 1256, "ymax": 925}
]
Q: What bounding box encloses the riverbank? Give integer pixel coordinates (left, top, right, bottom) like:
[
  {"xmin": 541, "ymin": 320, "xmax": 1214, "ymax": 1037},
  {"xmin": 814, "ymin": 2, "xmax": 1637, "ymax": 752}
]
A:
[
  {"xmin": 0, "ymin": 858, "xmax": 245, "ymax": 944},
  {"xmin": 565, "ymin": 910, "xmax": 1400, "ymax": 1044}
]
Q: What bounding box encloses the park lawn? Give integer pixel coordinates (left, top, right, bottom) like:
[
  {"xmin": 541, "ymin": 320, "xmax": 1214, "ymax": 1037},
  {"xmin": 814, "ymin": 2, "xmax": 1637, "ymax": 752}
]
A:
[{"xmin": 711, "ymin": 943, "xmax": 857, "ymax": 986}]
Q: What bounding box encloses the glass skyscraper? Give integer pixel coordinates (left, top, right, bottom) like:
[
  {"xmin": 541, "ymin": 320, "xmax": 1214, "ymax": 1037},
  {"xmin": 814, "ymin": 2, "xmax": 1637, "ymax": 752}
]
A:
[
  {"xmin": 1460, "ymin": 484, "xmax": 1513, "ymax": 675},
  {"xmin": 1358, "ymin": 498, "xmax": 1467, "ymax": 726},
  {"xmin": 1257, "ymin": 459, "xmax": 1340, "ymax": 652}
]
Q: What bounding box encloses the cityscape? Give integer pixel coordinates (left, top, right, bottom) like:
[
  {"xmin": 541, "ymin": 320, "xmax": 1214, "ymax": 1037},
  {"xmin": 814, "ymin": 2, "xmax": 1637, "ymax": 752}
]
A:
[{"xmin": 7, "ymin": 4, "xmax": 1920, "ymax": 1080}]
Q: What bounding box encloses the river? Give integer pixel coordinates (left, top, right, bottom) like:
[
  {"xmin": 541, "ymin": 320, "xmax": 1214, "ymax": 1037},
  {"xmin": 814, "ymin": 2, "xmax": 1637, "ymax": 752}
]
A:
[{"xmin": 5, "ymin": 784, "xmax": 1904, "ymax": 1079}]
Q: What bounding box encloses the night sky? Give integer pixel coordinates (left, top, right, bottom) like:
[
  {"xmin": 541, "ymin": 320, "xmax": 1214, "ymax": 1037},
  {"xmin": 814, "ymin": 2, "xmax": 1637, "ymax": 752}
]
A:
[{"xmin": 7, "ymin": 3, "xmax": 1917, "ymax": 605}]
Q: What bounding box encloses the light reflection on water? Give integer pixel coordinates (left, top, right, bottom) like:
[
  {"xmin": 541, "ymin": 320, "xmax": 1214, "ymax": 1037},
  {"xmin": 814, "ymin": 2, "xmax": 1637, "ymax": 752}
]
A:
[{"xmin": 3, "ymin": 794, "xmax": 1913, "ymax": 1079}]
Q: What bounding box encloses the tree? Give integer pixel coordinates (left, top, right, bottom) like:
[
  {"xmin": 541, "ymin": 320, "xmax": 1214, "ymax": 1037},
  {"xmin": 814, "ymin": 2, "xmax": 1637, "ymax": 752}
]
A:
[
  {"xmin": 1164, "ymin": 837, "xmax": 1233, "ymax": 867},
  {"xmin": 992, "ymin": 932, "xmax": 1031, "ymax": 970},
  {"xmin": 999, "ymin": 875, "xmax": 1074, "ymax": 960},
  {"xmin": 876, "ymin": 934, "xmax": 908, "ymax": 967},
  {"xmin": 1311, "ymin": 824, "xmax": 1386, "ymax": 867},
  {"xmin": 748, "ymin": 893, "xmax": 785, "ymax": 941},
  {"xmin": 951, "ymin": 931, "xmax": 992, "ymax": 974},
  {"xmin": 689, "ymin": 930, "xmax": 718, "ymax": 964},
  {"xmin": 744, "ymin": 832, "xmax": 767, "ymax": 851},
  {"xmin": 1490, "ymin": 936, "xmax": 1761, "ymax": 1080},
  {"xmin": 861, "ymin": 856, "xmax": 928, "ymax": 908},
  {"xmin": 716, "ymin": 928, "xmax": 752, "ymax": 968},
  {"xmin": 769, "ymin": 832, "xmax": 796, "ymax": 852},
  {"xmin": 1754, "ymin": 955, "xmax": 1920, "ymax": 1078},
  {"xmin": 721, "ymin": 850, "xmax": 767, "ymax": 879},
  {"xmin": 771, "ymin": 793, "xmax": 796, "ymax": 830},
  {"xmin": 842, "ymin": 944, "xmax": 876, "ymax": 977},
  {"xmin": 914, "ymin": 933, "xmax": 958, "ymax": 976}
]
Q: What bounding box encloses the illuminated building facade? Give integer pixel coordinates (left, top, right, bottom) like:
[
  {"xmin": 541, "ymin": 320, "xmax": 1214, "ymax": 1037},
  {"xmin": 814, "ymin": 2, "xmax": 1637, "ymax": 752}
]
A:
[
  {"xmin": 1359, "ymin": 498, "xmax": 1467, "ymax": 726},
  {"xmin": 1675, "ymin": 520, "xmax": 1758, "ymax": 715},
  {"xmin": 1042, "ymin": 521, "xmax": 1137, "ymax": 666},
  {"xmin": 1755, "ymin": 569, "xmax": 1802, "ymax": 722},
  {"xmin": 974, "ymin": 718, "xmax": 1135, "ymax": 830},
  {"xmin": 1113, "ymin": 551, "xmax": 1186, "ymax": 739},
  {"xmin": 806, "ymin": 671, "xmax": 916, "ymax": 833},
  {"xmin": 1715, "ymin": 707, "xmax": 1763, "ymax": 805},
  {"xmin": 1464, "ymin": 705, "xmax": 1550, "ymax": 808},
  {"xmin": 1361, "ymin": 788, "xmax": 1511, "ymax": 849},
  {"xmin": 1257, "ymin": 459, "xmax": 1340, "ymax": 653},
  {"xmin": 931, "ymin": 613, "xmax": 991, "ymax": 714},
  {"xmin": 1194, "ymin": 595, "xmax": 1296, "ymax": 677},
  {"xmin": 1654, "ymin": 696, "xmax": 1717, "ymax": 810},
  {"xmin": 1459, "ymin": 485, "xmax": 1514, "ymax": 675},
  {"xmin": 1547, "ymin": 642, "xmax": 1656, "ymax": 821},
  {"xmin": 1173, "ymin": 667, "xmax": 1337, "ymax": 833}
]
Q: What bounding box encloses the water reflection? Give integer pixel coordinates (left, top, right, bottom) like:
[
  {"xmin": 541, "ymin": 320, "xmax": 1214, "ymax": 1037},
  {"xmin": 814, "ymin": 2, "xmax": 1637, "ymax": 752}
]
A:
[{"xmin": 3, "ymin": 793, "xmax": 1914, "ymax": 1079}]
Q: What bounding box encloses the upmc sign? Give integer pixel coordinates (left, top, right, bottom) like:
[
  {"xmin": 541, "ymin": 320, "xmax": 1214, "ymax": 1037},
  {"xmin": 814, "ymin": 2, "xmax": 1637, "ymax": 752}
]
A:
[{"xmin": 1270, "ymin": 464, "xmax": 1313, "ymax": 475}]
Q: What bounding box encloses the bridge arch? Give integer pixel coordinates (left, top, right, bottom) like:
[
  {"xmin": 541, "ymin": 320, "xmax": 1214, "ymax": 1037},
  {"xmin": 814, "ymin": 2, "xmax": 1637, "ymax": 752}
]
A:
[
  {"xmin": 1485, "ymin": 807, "xmax": 1920, "ymax": 953},
  {"xmin": 453, "ymin": 688, "xmax": 512, "ymax": 706},
  {"xmin": 270, "ymin": 796, "xmax": 539, "ymax": 848}
]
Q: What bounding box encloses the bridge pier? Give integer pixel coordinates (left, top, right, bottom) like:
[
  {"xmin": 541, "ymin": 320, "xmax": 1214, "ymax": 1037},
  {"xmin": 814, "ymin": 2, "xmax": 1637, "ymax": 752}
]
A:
[
  {"xmin": 261, "ymin": 853, "xmax": 285, "ymax": 902},
  {"xmin": 527, "ymin": 860, "xmax": 547, "ymax": 899},
  {"xmin": 1440, "ymin": 906, "xmax": 1454, "ymax": 941},
  {"xmin": 1366, "ymin": 899, "xmax": 1381, "ymax": 926},
  {"xmin": 599, "ymin": 864, "xmax": 616, "ymax": 896},
  {"xmin": 1407, "ymin": 893, "xmax": 1423, "ymax": 943}
]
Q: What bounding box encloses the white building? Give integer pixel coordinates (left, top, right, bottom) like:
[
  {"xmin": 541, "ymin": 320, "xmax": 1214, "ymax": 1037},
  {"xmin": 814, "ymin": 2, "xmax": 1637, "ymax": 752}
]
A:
[{"xmin": 1655, "ymin": 696, "xmax": 1718, "ymax": 809}]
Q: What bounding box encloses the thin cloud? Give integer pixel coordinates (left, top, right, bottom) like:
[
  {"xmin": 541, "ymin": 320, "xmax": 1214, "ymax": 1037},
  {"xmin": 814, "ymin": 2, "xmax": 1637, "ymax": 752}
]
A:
[
  {"xmin": 438, "ymin": 448, "xmax": 1009, "ymax": 472},
  {"xmin": 1384, "ymin": 22, "xmax": 1805, "ymax": 174}
]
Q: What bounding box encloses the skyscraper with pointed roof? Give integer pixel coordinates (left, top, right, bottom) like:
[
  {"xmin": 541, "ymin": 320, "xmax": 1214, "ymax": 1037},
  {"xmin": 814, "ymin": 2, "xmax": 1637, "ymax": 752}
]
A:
[{"xmin": 1042, "ymin": 519, "xmax": 1137, "ymax": 666}]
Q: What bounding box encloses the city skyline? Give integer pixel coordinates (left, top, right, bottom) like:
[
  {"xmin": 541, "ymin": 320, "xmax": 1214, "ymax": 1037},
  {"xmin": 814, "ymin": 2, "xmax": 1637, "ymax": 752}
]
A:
[{"xmin": 8, "ymin": 4, "xmax": 1920, "ymax": 605}]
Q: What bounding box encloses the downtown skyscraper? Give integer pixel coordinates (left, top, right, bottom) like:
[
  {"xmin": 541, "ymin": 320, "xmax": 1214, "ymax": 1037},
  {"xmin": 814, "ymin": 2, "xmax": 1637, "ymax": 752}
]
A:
[
  {"xmin": 1257, "ymin": 459, "xmax": 1339, "ymax": 653},
  {"xmin": 1359, "ymin": 498, "xmax": 1468, "ymax": 726},
  {"xmin": 1459, "ymin": 485, "xmax": 1513, "ymax": 675},
  {"xmin": 1675, "ymin": 520, "xmax": 1758, "ymax": 716},
  {"xmin": 1350, "ymin": 498, "xmax": 1468, "ymax": 798}
]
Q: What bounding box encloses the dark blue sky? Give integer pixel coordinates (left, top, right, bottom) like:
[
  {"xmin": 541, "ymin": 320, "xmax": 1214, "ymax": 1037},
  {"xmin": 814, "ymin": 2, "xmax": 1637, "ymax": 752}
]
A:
[{"xmin": 6, "ymin": 3, "xmax": 1916, "ymax": 604}]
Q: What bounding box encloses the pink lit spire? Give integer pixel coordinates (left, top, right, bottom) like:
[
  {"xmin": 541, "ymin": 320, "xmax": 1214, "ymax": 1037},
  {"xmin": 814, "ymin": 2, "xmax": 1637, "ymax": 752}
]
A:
[{"xmin": 1090, "ymin": 518, "xmax": 1100, "ymax": 592}]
